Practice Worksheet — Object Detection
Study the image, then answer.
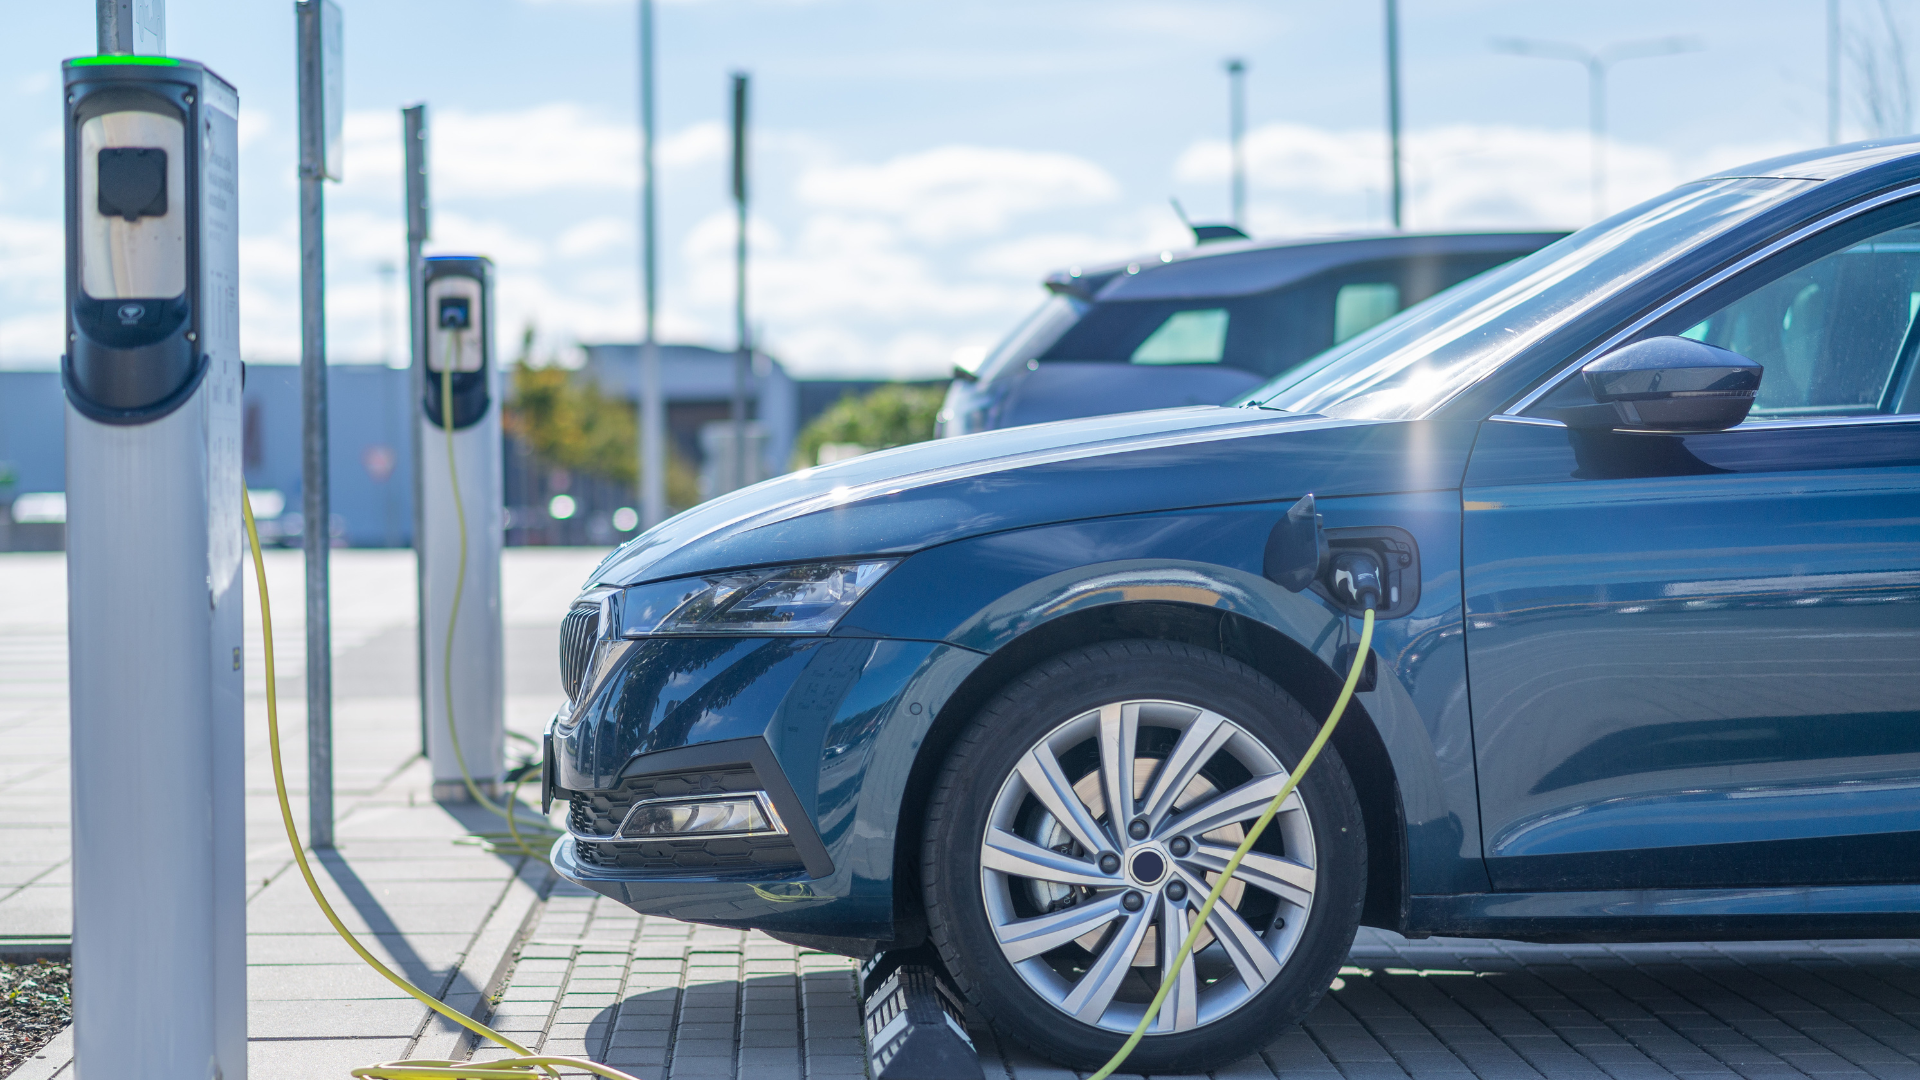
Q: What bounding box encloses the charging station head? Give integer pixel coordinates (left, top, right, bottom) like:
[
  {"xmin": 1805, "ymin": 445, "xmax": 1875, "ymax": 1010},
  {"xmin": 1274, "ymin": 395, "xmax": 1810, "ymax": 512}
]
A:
[
  {"xmin": 63, "ymin": 57, "xmax": 237, "ymax": 425},
  {"xmin": 422, "ymin": 255, "xmax": 494, "ymax": 430}
]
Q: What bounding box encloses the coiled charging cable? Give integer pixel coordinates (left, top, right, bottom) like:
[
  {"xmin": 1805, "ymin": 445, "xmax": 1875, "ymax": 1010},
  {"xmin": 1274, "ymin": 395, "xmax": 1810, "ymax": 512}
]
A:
[
  {"xmin": 436, "ymin": 335, "xmax": 557, "ymax": 860},
  {"xmin": 1088, "ymin": 604, "xmax": 1376, "ymax": 1080},
  {"xmin": 244, "ymin": 486, "xmax": 644, "ymax": 1080}
]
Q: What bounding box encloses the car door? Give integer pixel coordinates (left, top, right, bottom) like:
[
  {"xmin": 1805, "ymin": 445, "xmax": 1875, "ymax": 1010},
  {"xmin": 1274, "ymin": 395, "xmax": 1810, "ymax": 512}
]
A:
[{"xmin": 1463, "ymin": 201, "xmax": 1920, "ymax": 892}]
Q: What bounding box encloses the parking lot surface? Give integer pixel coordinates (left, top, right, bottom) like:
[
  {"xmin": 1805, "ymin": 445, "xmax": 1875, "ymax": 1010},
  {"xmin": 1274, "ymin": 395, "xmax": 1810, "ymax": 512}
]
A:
[{"xmin": 4, "ymin": 550, "xmax": 1920, "ymax": 1079}]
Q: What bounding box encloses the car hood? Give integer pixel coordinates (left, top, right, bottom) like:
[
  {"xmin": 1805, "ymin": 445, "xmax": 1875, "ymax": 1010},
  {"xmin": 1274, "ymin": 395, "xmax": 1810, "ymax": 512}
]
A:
[{"xmin": 588, "ymin": 405, "xmax": 1469, "ymax": 588}]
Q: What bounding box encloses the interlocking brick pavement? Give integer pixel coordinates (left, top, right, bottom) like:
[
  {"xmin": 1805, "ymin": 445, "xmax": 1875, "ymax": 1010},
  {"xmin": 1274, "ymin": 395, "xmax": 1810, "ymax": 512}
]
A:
[
  {"xmin": 446, "ymin": 882, "xmax": 867, "ymax": 1079},
  {"xmin": 442, "ymin": 905, "xmax": 1920, "ymax": 1080}
]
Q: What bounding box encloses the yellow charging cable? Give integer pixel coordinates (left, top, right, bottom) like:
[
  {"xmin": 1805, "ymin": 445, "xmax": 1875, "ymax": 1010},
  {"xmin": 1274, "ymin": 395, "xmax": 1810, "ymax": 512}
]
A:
[
  {"xmin": 1088, "ymin": 606, "xmax": 1375, "ymax": 1080},
  {"xmin": 437, "ymin": 335, "xmax": 557, "ymax": 860},
  {"xmin": 244, "ymin": 487, "xmax": 645, "ymax": 1080}
]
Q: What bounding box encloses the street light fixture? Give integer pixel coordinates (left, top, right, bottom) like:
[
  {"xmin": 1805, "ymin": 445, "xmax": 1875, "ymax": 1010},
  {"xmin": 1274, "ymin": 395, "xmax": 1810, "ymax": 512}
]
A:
[{"xmin": 1491, "ymin": 34, "xmax": 1702, "ymax": 222}]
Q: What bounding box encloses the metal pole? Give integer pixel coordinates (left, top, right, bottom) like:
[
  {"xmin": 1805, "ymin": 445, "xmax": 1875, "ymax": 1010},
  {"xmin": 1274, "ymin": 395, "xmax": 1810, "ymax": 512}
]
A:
[
  {"xmin": 297, "ymin": 0, "xmax": 333, "ymax": 847},
  {"xmin": 1829, "ymin": 0, "xmax": 1843, "ymax": 143},
  {"xmin": 730, "ymin": 72, "xmax": 749, "ymax": 494},
  {"xmin": 95, "ymin": 0, "xmax": 164, "ymax": 54},
  {"xmin": 403, "ymin": 103, "xmax": 429, "ymax": 756},
  {"xmin": 640, "ymin": 0, "xmax": 666, "ymax": 528},
  {"xmin": 1225, "ymin": 59, "xmax": 1246, "ymax": 229},
  {"xmin": 1384, "ymin": 0, "xmax": 1404, "ymax": 229}
]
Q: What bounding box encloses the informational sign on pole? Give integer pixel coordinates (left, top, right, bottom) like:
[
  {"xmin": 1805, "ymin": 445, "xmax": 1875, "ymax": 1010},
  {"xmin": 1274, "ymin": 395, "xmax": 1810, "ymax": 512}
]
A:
[{"xmin": 320, "ymin": 0, "xmax": 343, "ymax": 180}]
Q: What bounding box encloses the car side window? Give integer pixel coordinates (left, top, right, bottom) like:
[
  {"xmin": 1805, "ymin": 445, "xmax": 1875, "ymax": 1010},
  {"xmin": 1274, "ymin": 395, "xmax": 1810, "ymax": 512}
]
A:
[
  {"xmin": 1677, "ymin": 223, "xmax": 1920, "ymax": 418},
  {"xmin": 1130, "ymin": 308, "xmax": 1228, "ymax": 364},
  {"xmin": 1333, "ymin": 282, "xmax": 1400, "ymax": 344}
]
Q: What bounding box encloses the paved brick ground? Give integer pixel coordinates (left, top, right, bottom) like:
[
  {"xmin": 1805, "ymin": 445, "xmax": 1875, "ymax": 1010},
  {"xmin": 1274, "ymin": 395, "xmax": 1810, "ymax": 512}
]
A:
[
  {"xmin": 436, "ymin": 893, "xmax": 1920, "ymax": 1080},
  {"xmin": 433, "ymin": 883, "xmax": 867, "ymax": 1079}
]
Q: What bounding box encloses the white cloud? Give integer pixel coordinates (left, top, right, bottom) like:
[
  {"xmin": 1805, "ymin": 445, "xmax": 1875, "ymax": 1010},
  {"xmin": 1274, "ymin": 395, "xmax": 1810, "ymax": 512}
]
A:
[
  {"xmin": 556, "ymin": 216, "xmax": 632, "ymax": 259},
  {"xmin": 339, "ymin": 104, "xmax": 636, "ymax": 197},
  {"xmin": 1177, "ymin": 121, "xmax": 1806, "ymax": 233},
  {"xmin": 0, "ymin": 214, "xmax": 65, "ymax": 366},
  {"xmin": 659, "ymin": 121, "xmax": 728, "ymax": 169},
  {"xmin": 238, "ymin": 107, "xmax": 273, "ymax": 151},
  {"xmin": 799, "ymin": 145, "xmax": 1122, "ymax": 242}
]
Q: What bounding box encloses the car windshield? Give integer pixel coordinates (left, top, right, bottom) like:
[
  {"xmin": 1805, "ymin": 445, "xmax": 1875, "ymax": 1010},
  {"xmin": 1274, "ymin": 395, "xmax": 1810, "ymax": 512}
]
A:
[{"xmin": 1244, "ymin": 177, "xmax": 1816, "ymax": 420}]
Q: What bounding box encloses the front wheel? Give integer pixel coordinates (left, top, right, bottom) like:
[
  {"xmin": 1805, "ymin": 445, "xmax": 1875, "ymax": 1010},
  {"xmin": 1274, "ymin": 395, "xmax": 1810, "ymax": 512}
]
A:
[{"xmin": 921, "ymin": 640, "xmax": 1365, "ymax": 1073}]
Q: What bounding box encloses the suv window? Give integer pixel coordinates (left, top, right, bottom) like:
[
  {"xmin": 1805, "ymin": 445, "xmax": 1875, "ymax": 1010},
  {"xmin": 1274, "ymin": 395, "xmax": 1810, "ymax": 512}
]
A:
[
  {"xmin": 1334, "ymin": 283, "xmax": 1400, "ymax": 344},
  {"xmin": 1131, "ymin": 308, "xmax": 1228, "ymax": 364}
]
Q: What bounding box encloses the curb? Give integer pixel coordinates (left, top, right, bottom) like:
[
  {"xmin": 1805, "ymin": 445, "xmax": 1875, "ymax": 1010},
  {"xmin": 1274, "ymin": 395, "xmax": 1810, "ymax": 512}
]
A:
[
  {"xmin": 3, "ymin": 1025, "xmax": 72, "ymax": 1080},
  {"xmin": 407, "ymin": 857, "xmax": 556, "ymax": 1060},
  {"xmin": 0, "ymin": 939, "xmax": 69, "ymax": 963}
]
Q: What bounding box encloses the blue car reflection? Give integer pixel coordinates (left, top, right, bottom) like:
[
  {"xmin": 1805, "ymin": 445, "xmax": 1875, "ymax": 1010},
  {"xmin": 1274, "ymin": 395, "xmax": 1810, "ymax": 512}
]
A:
[{"xmin": 548, "ymin": 140, "xmax": 1920, "ymax": 1073}]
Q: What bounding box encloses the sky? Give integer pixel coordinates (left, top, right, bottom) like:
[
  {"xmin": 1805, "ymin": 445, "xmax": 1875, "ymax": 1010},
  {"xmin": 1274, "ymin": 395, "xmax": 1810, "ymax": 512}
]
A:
[{"xmin": 0, "ymin": 1, "xmax": 1885, "ymax": 378}]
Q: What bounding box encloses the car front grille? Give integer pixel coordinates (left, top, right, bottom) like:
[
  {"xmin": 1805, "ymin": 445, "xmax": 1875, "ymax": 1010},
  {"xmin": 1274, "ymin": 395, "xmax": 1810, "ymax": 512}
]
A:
[
  {"xmin": 559, "ymin": 602, "xmax": 600, "ymax": 702},
  {"xmin": 568, "ymin": 766, "xmax": 805, "ymax": 874}
]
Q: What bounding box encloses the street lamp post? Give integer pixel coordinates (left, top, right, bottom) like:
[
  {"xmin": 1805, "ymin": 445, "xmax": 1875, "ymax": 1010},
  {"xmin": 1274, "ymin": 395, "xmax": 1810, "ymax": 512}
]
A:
[
  {"xmin": 1492, "ymin": 34, "xmax": 1701, "ymax": 222},
  {"xmin": 1829, "ymin": 0, "xmax": 1842, "ymax": 144},
  {"xmin": 1224, "ymin": 58, "xmax": 1247, "ymax": 229},
  {"xmin": 1385, "ymin": 0, "xmax": 1403, "ymax": 229},
  {"xmin": 638, "ymin": 0, "xmax": 666, "ymax": 529}
]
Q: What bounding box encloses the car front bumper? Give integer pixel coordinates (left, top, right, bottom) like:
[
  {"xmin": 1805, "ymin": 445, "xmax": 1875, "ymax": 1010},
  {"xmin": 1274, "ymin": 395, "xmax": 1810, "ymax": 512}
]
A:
[{"xmin": 547, "ymin": 632, "xmax": 985, "ymax": 941}]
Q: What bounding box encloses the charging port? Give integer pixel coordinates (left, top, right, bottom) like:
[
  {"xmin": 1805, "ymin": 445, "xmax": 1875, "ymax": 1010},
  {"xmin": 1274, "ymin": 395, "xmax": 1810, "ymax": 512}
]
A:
[{"xmin": 1313, "ymin": 526, "xmax": 1420, "ymax": 619}]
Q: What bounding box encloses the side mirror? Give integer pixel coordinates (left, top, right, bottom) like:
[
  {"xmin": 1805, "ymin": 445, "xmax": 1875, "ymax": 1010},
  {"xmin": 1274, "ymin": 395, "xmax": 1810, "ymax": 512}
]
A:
[{"xmin": 1567, "ymin": 336, "xmax": 1763, "ymax": 432}]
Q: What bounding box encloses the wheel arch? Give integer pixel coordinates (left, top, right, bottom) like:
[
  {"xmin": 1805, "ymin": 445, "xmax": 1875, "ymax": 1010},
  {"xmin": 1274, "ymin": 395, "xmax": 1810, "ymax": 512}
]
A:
[{"xmin": 889, "ymin": 596, "xmax": 1409, "ymax": 947}]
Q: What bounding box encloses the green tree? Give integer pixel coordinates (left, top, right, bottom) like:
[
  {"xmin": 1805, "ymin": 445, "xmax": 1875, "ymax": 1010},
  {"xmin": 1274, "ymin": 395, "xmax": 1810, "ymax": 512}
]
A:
[
  {"xmin": 792, "ymin": 383, "xmax": 946, "ymax": 469},
  {"xmin": 503, "ymin": 329, "xmax": 699, "ymax": 507}
]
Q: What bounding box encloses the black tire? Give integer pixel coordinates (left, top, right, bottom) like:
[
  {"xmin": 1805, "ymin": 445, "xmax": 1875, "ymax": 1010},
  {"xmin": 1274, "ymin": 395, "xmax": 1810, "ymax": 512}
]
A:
[{"xmin": 921, "ymin": 639, "xmax": 1365, "ymax": 1073}]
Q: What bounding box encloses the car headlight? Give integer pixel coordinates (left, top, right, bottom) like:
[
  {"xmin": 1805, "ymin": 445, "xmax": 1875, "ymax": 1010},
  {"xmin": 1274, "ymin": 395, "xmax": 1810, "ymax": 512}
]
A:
[{"xmin": 611, "ymin": 560, "xmax": 896, "ymax": 636}]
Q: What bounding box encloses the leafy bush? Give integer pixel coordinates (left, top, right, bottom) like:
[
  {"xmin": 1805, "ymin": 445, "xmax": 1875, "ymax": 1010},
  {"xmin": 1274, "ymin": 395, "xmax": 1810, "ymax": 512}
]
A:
[
  {"xmin": 792, "ymin": 383, "xmax": 946, "ymax": 469},
  {"xmin": 503, "ymin": 340, "xmax": 699, "ymax": 508}
]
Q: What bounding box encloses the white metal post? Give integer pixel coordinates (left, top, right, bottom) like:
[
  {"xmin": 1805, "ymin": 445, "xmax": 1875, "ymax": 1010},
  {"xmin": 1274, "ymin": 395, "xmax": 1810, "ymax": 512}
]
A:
[{"xmin": 419, "ymin": 258, "xmax": 505, "ymax": 802}]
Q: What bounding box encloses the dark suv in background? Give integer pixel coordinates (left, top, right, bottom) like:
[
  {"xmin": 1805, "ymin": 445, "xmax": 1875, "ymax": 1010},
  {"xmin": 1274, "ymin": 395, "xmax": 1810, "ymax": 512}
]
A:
[{"xmin": 938, "ymin": 230, "xmax": 1566, "ymax": 435}]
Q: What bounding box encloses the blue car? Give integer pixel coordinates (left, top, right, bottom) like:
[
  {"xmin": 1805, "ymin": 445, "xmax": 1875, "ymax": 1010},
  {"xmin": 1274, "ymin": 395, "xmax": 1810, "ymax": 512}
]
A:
[
  {"xmin": 549, "ymin": 140, "xmax": 1920, "ymax": 1072},
  {"xmin": 937, "ymin": 230, "xmax": 1564, "ymax": 435}
]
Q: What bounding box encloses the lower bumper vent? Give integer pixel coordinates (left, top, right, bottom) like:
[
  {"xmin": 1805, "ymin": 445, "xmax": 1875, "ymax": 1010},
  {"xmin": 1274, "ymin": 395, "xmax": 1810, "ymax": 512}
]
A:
[{"xmin": 569, "ymin": 764, "xmax": 806, "ymax": 873}]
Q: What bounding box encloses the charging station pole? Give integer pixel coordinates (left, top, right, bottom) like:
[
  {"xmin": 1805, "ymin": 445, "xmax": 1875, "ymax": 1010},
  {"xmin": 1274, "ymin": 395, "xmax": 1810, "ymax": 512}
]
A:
[
  {"xmin": 63, "ymin": 48, "xmax": 248, "ymax": 1079},
  {"xmin": 418, "ymin": 256, "xmax": 505, "ymax": 801}
]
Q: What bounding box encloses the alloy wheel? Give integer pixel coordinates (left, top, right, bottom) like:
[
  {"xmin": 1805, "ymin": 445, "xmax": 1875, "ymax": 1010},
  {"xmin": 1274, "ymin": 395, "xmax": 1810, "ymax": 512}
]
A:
[{"xmin": 979, "ymin": 698, "xmax": 1317, "ymax": 1034}]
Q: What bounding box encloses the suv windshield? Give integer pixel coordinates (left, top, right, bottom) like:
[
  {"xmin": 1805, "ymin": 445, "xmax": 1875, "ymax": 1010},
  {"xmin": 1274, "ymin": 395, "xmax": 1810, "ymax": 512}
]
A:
[{"xmin": 1246, "ymin": 177, "xmax": 1815, "ymax": 420}]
